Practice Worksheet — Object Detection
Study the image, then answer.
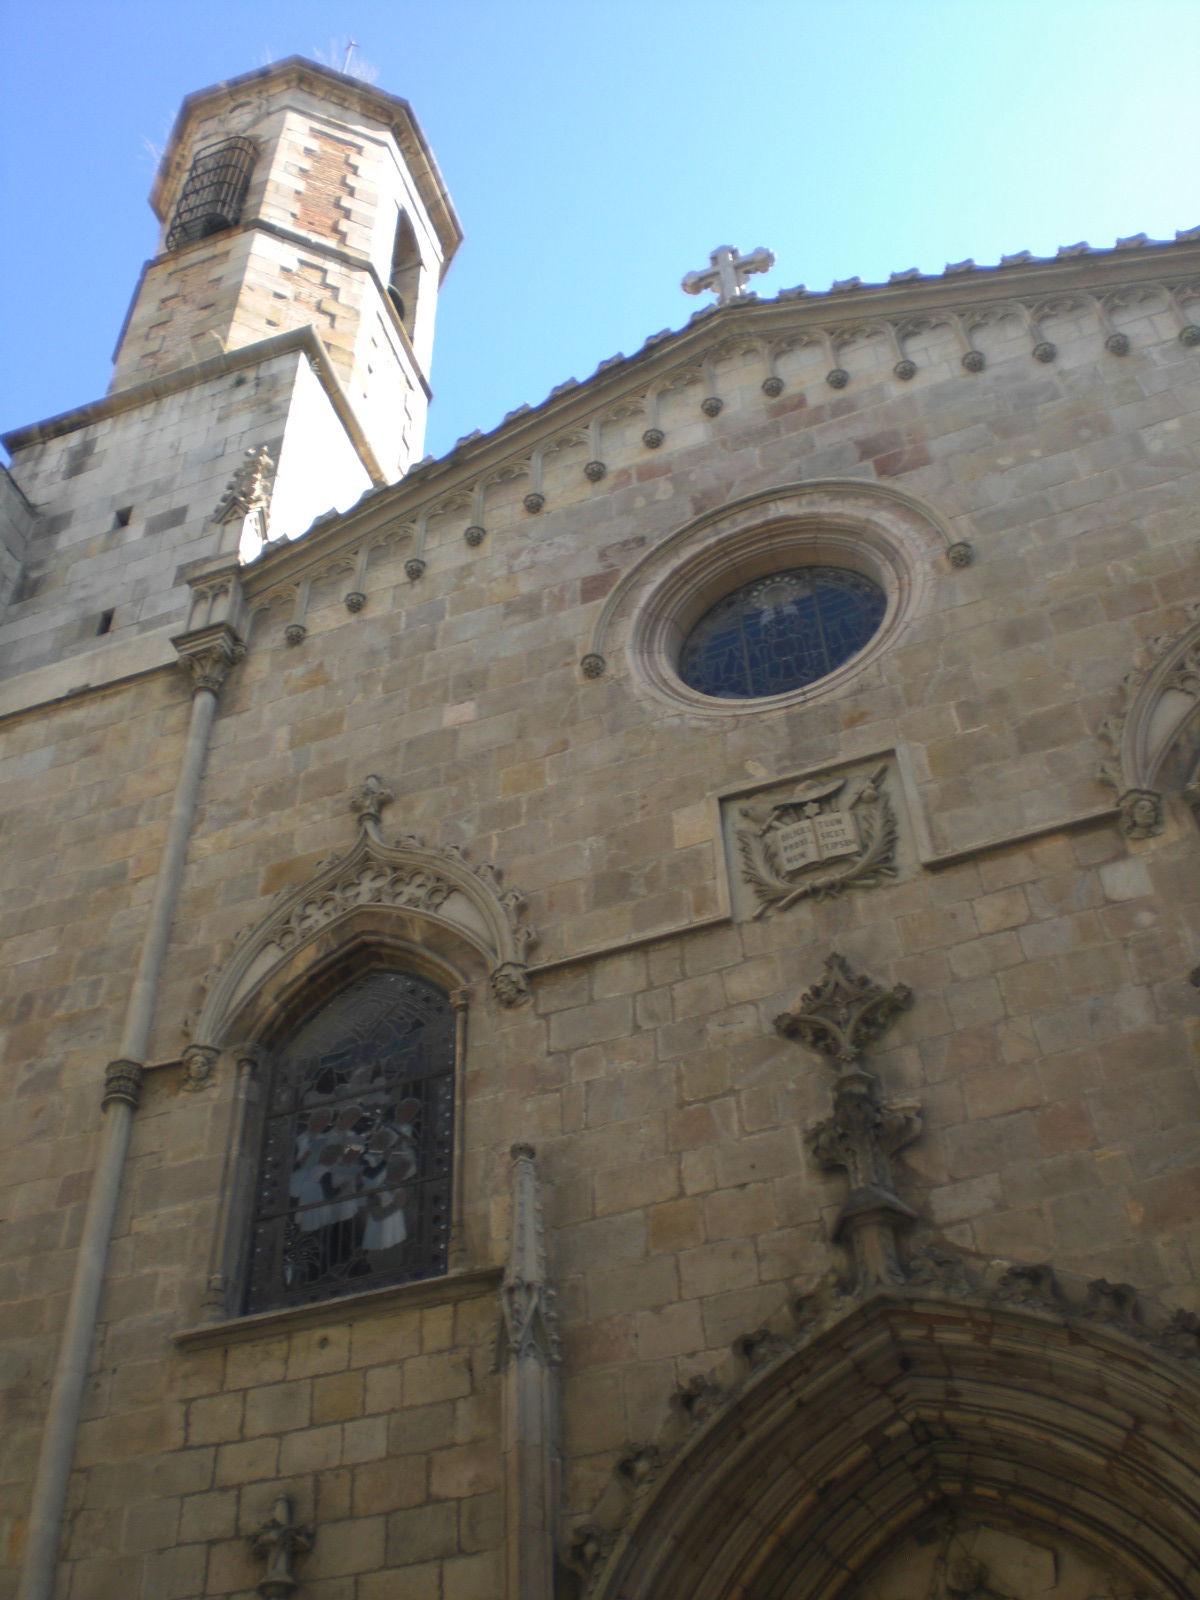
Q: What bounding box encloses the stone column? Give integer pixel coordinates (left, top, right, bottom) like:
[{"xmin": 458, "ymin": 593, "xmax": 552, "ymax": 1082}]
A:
[
  {"xmin": 18, "ymin": 609, "xmax": 243, "ymax": 1600},
  {"xmin": 499, "ymin": 1143, "xmax": 560, "ymax": 1600}
]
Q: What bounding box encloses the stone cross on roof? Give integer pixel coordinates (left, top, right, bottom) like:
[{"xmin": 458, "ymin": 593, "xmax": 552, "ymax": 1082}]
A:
[{"xmin": 682, "ymin": 244, "xmax": 775, "ymax": 305}]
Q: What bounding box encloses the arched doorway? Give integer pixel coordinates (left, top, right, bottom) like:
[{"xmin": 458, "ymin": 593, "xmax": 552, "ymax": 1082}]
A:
[{"xmin": 588, "ymin": 1290, "xmax": 1200, "ymax": 1599}]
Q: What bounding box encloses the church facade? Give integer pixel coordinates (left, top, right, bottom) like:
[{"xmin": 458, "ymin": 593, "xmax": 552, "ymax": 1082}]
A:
[{"xmin": 2, "ymin": 58, "xmax": 1199, "ymax": 1600}]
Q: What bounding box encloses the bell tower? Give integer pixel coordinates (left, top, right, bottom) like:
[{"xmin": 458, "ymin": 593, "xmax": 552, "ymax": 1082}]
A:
[
  {"xmin": 111, "ymin": 58, "xmax": 462, "ymax": 482},
  {"xmin": 0, "ymin": 60, "xmax": 461, "ymax": 683}
]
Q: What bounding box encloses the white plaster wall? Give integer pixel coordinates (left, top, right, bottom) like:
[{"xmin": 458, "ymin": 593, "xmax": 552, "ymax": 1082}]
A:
[{"xmin": 269, "ymin": 356, "xmax": 373, "ymax": 544}]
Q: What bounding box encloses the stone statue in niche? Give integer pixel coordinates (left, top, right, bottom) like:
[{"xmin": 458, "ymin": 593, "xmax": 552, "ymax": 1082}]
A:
[{"xmin": 736, "ymin": 764, "xmax": 896, "ymax": 916}]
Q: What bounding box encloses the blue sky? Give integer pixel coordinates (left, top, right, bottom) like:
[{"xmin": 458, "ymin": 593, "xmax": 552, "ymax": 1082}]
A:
[{"xmin": 3, "ymin": 1, "xmax": 1198, "ymax": 462}]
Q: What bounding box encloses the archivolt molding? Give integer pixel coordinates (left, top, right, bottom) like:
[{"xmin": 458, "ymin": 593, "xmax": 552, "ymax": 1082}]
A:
[
  {"xmin": 1098, "ymin": 602, "xmax": 1200, "ymax": 825},
  {"xmin": 568, "ymin": 1250, "xmax": 1200, "ymax": 1600},
  {"xmin": 192, "ymin": 778, "xmax": 537, "ymax": 1047}
]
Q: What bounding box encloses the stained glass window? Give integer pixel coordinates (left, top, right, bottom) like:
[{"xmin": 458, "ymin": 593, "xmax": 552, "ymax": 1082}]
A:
[
  {"xmin": 678, "ymin": 567, "xmax": 886, "ymax": 699},
  {"xmin": 245, "ymin": 970, "xmax": 454, "ymax": 1314}
]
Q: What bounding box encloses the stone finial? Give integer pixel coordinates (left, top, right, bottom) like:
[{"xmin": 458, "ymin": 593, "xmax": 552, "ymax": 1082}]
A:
[
  {"xmin": 349, "ymin": 774, "xmax": 394, "ymax": 833},
  {"xmin": 251, "ymin": 1495, "xmax": 313, "ymax": 1598},
  {"xmin": 682, "ymin": 245, "xmax": 775, "ymax": 305},
  {"xmin": 774, "ymin": 953, "xmax": 912, "ymax": 1067}
]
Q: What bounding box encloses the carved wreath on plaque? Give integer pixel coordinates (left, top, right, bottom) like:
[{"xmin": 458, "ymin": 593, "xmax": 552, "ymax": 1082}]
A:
[{"xmin": 736, "ymin": 765, "xmax": 896, "ymax": 917}]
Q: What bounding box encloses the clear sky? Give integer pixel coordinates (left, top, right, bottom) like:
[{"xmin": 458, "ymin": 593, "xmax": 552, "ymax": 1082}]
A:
[{"xmin": 2, "ymin": 0, "xmax": 1198, "ymax": 464}]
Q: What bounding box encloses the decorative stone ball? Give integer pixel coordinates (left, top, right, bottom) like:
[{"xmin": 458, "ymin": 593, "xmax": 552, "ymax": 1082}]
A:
[
  {"xmin": 284, "ymin": 622, "xmax": 307, "ymax": 647},
  {"xmin": 1032, "ymin": 341, "xmax": 1057, "ymax": 363},
  {"xmin": 523, "ymin": 491, "xmax": 545, "ymax": 514},
  {"xmin": 584, "ymin": 460, "xmax": 607, "ymax": 482},
  {"xmin": 701, "ymin": 396, "xmax": 724, "ymax": 418},
  {"xmin": 642, "ymin": 427, "xmax": 665, "ymax": 449},
  {"xmin": 344, "ymin": 590, "xmax": 366, "ymax": 613},
  {"xmin": 1180, "ymin": 324, "xmax": 1200, "ymax": 347},
  {"xmin": 893, "ymin": 359, "xmax": 917, "ymax": 381},
  {"xmin": 404, "ymin": 557, "xmax": 427, "ymax": 581},
  {"xmin": 1106, "ymin": 332, "xmax": 1131, "ymax": 356},
  {"xmin": 464, "ymin": 524, "xmax": 486, "ymax": 546},
  {"xmin": 580, "ymin": 652, "xmax": 606, "ymax": 680},
  {"xmin": 961, "ymin": 349, "xmax": 986, "ymax": 373},
  {"xmin": 946, "ymin": 541, "xmax": 974, "ymax": 569},
  {"xmin": 761, "ymin": 375, "xmax": 784, "ymax": 397},
  {"xmin": 826, "ymin": 368, "xmax": 850, "ymax": 389}
]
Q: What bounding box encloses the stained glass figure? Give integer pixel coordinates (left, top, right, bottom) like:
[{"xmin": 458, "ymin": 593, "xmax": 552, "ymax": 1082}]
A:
[
  {"xmin": 245, "ymin": 970, "xmax": 454, "ymax": 1313},
  {"xmin": 679, "ymin": 567, "xmax": 886, "ymax": 699}
]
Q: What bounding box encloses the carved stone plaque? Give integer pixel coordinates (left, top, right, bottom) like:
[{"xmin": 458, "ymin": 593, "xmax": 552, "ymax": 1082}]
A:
[{"xmin": 727, "ymin": 763, "xmax": 901, "ymax": 919}]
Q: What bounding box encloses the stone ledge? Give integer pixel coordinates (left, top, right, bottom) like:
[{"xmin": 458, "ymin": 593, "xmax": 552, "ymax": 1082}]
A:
[{"xmin": 174, "ymin": 1266, "xmax": 503, "ymax": 1350}]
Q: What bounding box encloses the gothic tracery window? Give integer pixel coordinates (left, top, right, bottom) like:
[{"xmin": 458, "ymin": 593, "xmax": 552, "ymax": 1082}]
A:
[{"xmin": 244, "ymin": 969, "xmax": 455, "ymax": 1314}]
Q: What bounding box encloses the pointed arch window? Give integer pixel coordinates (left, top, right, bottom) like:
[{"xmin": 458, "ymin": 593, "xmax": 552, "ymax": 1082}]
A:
[{"xmin": 244, "ymin": 969, "xmax": 455, "ymax": 1314}]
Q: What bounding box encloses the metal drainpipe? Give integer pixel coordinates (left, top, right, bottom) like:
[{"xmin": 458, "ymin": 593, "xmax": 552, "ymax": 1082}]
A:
[{"xmin": 19, "ymin": 628, "xmax": 242, "ymax": 1600}]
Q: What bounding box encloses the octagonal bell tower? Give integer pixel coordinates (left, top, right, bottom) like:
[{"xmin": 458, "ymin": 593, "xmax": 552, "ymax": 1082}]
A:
[{"xmin": 112, "ymin": 57, "xmax": 462, "ymax": 483}]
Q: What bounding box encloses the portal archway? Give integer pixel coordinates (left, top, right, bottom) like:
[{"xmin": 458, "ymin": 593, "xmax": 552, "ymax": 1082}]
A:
[{"xmin": 588, "ymin": 1290, "xmax": 1200, "ymax": 1600}]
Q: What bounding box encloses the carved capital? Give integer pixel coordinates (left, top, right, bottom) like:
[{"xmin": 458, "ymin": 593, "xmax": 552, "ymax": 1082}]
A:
[
  {"xmin": 826, "ymin": 367, "xmax": 850, "ymax": 389},
  {"xmin": 775, "ymin": 953, "xmax": 912, "ymax": 1066},
  {"xmin": 174, "ymin": 624, "xmax": 246, "ymax": 698},
  {"xmin": 580, "ymin": 652, "xmax": 606, "ymax": 680},
  {"xmin": 464, "ymin": 524, "xmax": 486, "ymax": 546},
  {"xmin": 641, "ymin": 427, "xmax": 665, "ymax": 449},
  {"xmin": 961, "ymin": 348, "xmax": 986, "ymax": 373},
  {"xmin": 701, "ymin": 395, "xmax": 723, "ymax": 418},
  {"xmin": 584, "ymin": 459, "xmax": 608, "ymax": 482},
  {"xmin": 343, "ymin": 590, "xmax": 366, "ymax": 613},
  {"xmin": 761, "ymin": 375, "xmax": 785, "ymax": 397},
  {"xmin": 103, "ymin": 1058, "xmax": 144, "ymax": 1111},
  {"xmin": 404, "ymin": 556, "xmax": 427, "ymax": 582},
  {"xmin": 180, "ymin": 1043, "xmax": 219, "ymax": 1093},
  {"xmin": 893, "ymin": 358, "xmax": 917, "ymax": 380},
  {"xmin": 523, "ymin": 491, "xmax": 545, "ymax": 514},
  {"xmin": 946, "ymin": 540, "xmax": 974, "ymax": 568}
]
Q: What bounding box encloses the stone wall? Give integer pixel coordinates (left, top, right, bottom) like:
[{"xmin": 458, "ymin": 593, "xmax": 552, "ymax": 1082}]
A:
[{"xmin": 2, "ymin": 253, "xmax": 1199, "ymax": 1596}]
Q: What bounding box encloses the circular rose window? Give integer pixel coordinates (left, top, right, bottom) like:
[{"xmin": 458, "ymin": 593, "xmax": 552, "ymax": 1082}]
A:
[{"xmin": 678, "ymin": 566, "xmax": 887, "ymax": 699}]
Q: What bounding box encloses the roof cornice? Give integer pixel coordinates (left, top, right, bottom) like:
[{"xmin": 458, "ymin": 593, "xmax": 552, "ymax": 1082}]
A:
[{"xmin": 240, "ymin": 230, "xmax": 1200, "ymax": 598}]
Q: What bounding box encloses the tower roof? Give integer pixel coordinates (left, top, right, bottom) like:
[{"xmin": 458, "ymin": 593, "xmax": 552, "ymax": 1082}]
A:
[{"xmin": 149, "ymin": 56, "xmax": 463, "ymax": 270}]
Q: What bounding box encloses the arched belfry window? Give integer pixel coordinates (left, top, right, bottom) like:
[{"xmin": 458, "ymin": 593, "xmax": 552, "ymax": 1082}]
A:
[
  {"xmin": 244, "ymin": 969, "xmax": 455, "ymax": 1314},
  {"xmin": 166, "ymin": 136, "xmax": 257, "ymax": 252},
  {"xmin": 387, "ymin": 209, "xmax": 421, "ymax": 335}
]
